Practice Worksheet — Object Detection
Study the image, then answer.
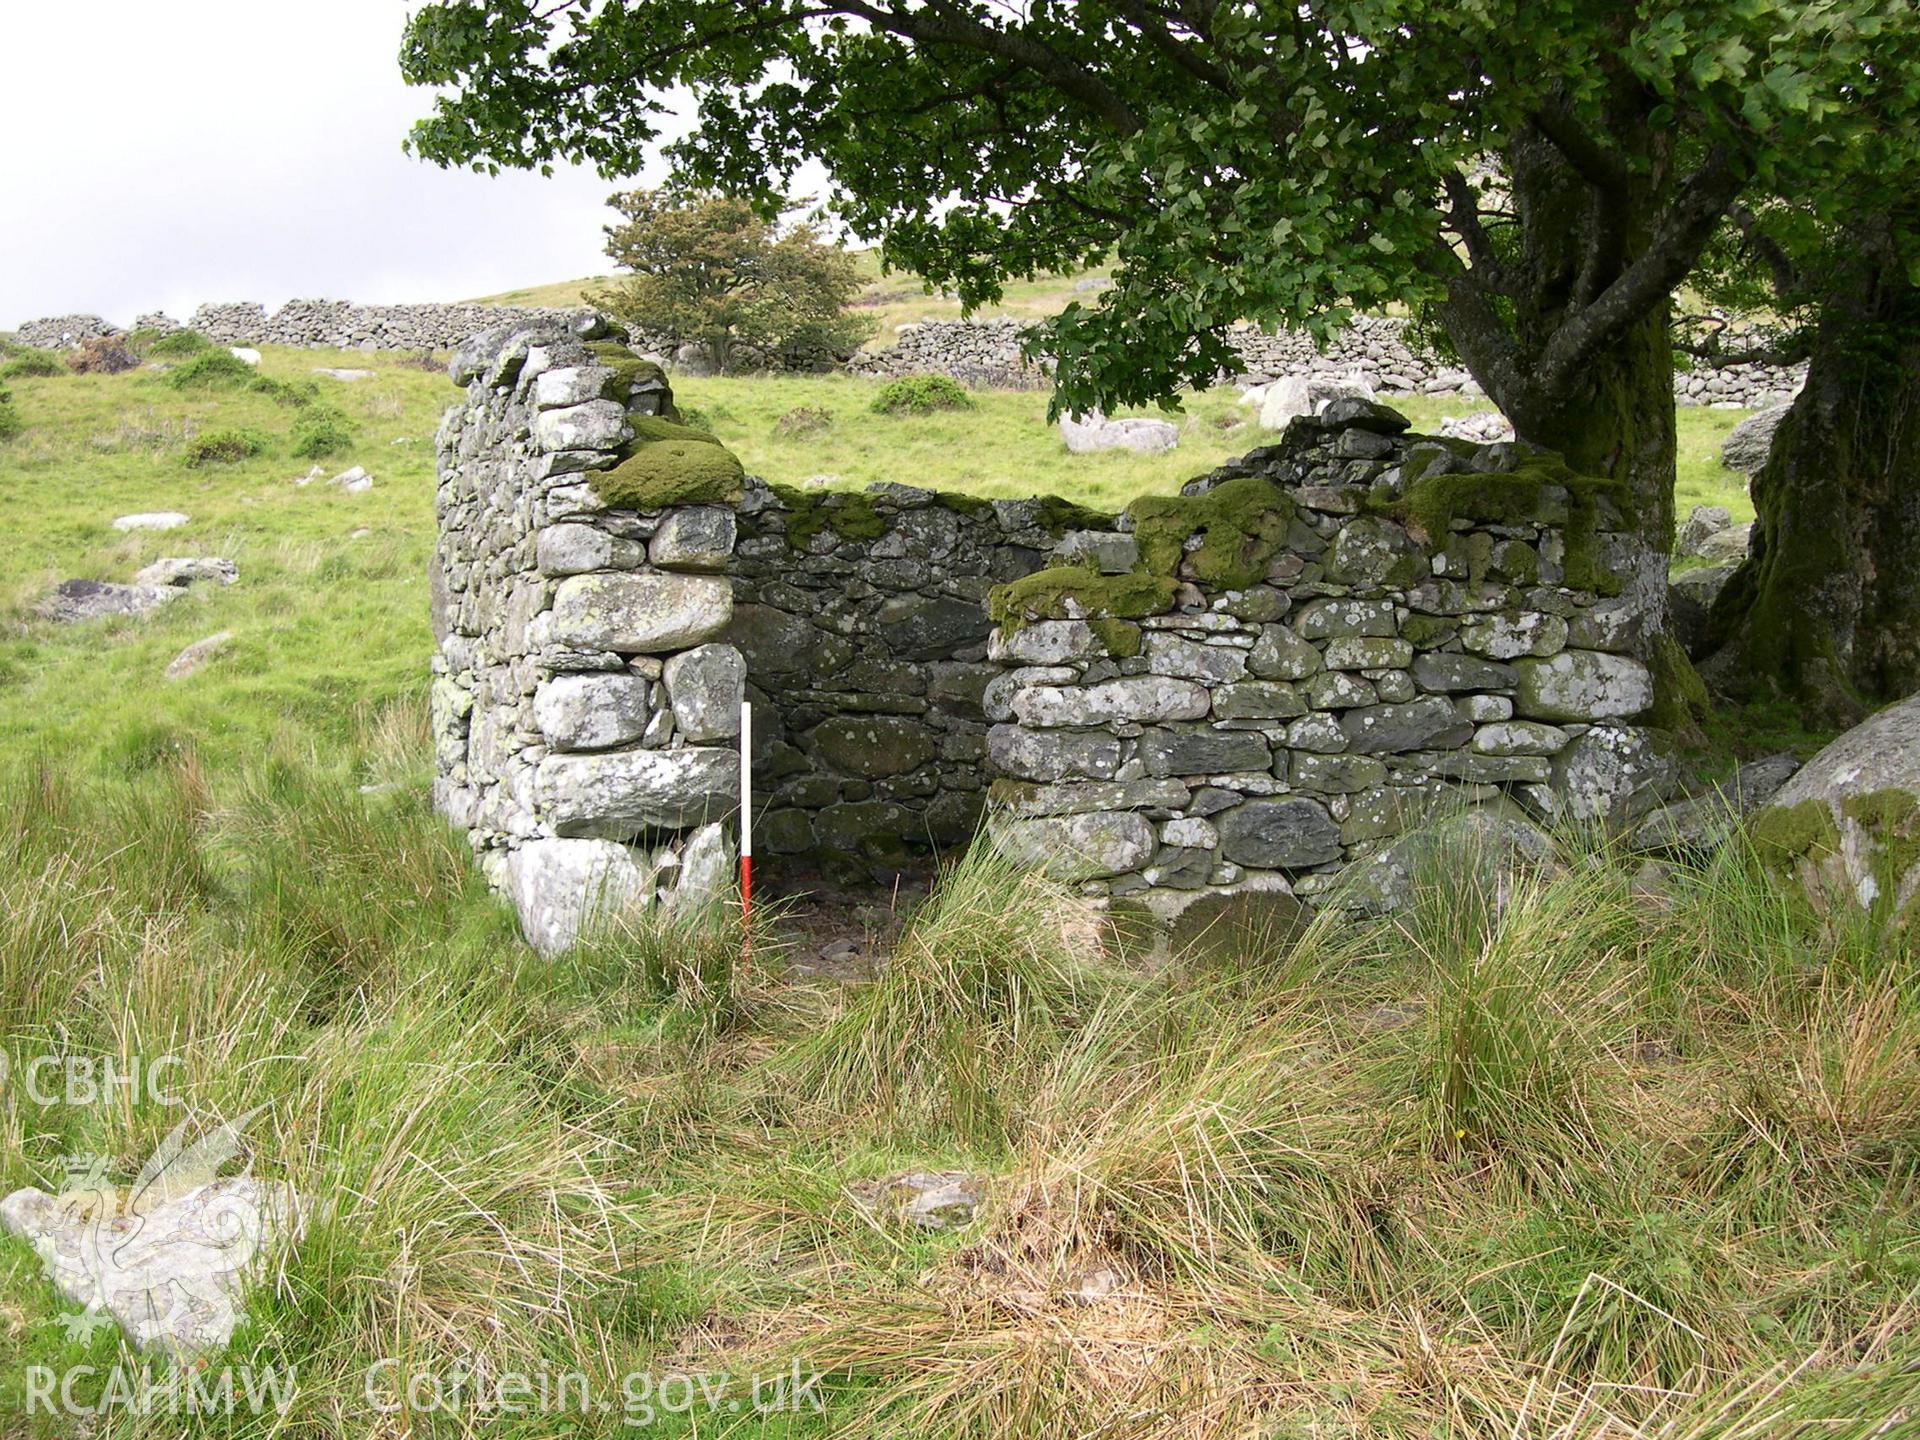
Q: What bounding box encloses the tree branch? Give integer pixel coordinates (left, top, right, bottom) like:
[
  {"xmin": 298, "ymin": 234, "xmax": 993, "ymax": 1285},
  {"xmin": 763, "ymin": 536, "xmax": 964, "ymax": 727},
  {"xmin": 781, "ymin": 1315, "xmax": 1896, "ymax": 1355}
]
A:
[
  {"xmin": 1534, "ymin": 143, "xmax": 1751, "ymax": 395},
  {"xmin": 837, "ymin": 0, "xmax": 1143, "ymax": 135}
]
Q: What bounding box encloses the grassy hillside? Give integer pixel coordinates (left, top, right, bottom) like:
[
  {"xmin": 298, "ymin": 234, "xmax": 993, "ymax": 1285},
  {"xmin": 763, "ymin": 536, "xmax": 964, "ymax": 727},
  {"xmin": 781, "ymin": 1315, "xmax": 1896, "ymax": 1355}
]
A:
[{"xmin": 469, "ymin": 251, "xmax": 1113, "ymax": 347}]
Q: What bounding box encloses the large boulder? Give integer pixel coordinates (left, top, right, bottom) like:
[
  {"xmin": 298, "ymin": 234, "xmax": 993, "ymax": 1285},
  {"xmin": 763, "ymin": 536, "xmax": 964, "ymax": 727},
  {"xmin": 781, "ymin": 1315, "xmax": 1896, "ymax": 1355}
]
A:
[
  {"xmin": 1750, "ymin": 693, "xmax": 1920, "ymax": 920},
  {"xmin": 1058, "ymin": 411, "xmax": 1179, "ymax": 454},
  {"xmin": 1674, "ymin": 505, "xmax": 1731, "ymax": 559},
  {"xmin": 1255, "ymin": 373, "xmax": 1376, "ymax": 431},
  {"xmin": 507, "ymin": 837, "xmax": 659, "ymax": 953},
  {"xmin": 1720, "ymin": 403, "xmax": 1790, "ymax": 475}
]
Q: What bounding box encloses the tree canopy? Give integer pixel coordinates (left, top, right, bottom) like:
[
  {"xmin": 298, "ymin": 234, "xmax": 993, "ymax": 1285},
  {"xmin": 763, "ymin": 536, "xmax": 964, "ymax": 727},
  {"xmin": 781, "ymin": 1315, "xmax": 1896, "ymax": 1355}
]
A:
[{"xmin": 401, "ymin": 1, "xmax": 1904, "ymax": 424}]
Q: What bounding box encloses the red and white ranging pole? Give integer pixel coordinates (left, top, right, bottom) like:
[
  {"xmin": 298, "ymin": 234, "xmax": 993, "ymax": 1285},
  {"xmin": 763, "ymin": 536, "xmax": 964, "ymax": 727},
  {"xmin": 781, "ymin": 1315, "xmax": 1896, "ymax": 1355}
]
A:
[{"xmin": 739, "ymin": 699, "xmax": 753, "ymax": 964}]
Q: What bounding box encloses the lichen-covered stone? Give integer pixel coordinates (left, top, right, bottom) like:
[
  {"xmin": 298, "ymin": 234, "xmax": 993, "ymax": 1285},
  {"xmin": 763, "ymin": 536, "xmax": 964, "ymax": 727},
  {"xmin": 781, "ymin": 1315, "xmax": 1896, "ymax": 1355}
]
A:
[
  {"xmin": 1217, "ymin": 798, "xmax": 1343, "ymax": 868},
  {"xmin": 1212, "ymin": 681, "xmax": 1306, "ymax": 720},
  {"xmin": 649, "ymin": 506, "xmax": 737, "ymax": 571},
  {"xmin": 535, "ymin": 747, "xmax": 740, "ymax": 837},
  {"xmin": 1514, "ymin": 650, "xmax": 1654, "ymax": 722},
  {"xmin": 507, "ymin": 837, "xmax": 658, "ymax": 954},
  {"xmin": 1140, "ymin": 727, "xmax": 1270, "ymax": 777},
  {"xmin": 536, "ymin": 523, "xmax": 643, "ymax": 575},
  {"xmin": 550, "ymin": 573, "xmax": 733, "ymax": 654},
  {"xmin": 992, "ymin": 811, "xmax": 1155, "ymax": 879},
  {"xmin": 988, "ymin": 724, "xmax": 1122, "ymax": 781},
  {"xmin": 532, "ymin": 673, "xmax": 652, "ymax": 751},
  {"xmin": 1248, "ymin": 625, "xmax": 1322, "ymax": 680},
  {"xmin": 663, "ymin": 643, "xmax": 745, "ymax": 742},
  {"xmin": 1012, "ymin": 677, "xmax": 1210, "ymax": 727},
  {"xmin": 1341, "ymin": 697, "xmax": 1472, "ymax": 754}
]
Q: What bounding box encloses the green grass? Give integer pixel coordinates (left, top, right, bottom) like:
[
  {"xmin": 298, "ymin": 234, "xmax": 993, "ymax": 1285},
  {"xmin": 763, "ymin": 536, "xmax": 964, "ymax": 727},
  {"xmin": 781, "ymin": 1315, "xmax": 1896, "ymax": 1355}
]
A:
[{"xmin": 0, "ymin": 758, "xmax": 1912, "ymax": 1437}]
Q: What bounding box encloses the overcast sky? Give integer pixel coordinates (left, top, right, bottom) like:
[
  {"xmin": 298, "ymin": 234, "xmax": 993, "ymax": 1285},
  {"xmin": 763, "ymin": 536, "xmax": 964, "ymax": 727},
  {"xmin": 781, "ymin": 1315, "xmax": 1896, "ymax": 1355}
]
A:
[{"xmin": 0, "ymin": 1, "xmax": 665, "ymax": 329}]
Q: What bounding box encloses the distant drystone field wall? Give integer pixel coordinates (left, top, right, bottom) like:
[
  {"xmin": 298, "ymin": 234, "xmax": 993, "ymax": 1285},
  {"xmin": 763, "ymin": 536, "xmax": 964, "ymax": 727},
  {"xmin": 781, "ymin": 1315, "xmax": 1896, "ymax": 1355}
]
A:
[
  {"xmin": 851, "ymin": 314, "xmax": 1806, "ymax": 408},
  {"xmin": 16, "ymin": 299, "xmax": 1802, "ymax": 404},
  {"xmin": 433, "ymin": 314, "xmax": 1672, "ymax": 955}
]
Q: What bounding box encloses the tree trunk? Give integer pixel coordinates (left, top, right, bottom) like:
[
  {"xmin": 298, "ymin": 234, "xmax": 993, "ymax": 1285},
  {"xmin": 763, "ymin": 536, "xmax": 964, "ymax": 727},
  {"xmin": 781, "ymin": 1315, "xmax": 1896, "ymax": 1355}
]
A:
[
  {"xmin": 1701, "ymin": 220, "xmax": 1920, "ymax": 726},
  {"xmin": 1439, "ymin": 125, "xmax": 1697, "ymax": 728}
]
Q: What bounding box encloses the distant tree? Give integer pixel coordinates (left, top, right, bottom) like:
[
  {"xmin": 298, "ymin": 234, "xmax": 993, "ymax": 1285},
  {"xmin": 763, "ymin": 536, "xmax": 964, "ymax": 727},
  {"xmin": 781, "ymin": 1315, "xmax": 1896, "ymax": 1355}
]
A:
[{"xmin": 591, "ymin": 191, "xmax": 873, "ymax": 373}]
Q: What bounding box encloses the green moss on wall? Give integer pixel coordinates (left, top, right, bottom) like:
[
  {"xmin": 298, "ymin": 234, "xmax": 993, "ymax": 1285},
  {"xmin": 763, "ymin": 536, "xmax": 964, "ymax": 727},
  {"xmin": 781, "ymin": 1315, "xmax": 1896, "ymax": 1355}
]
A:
[
  {"xmin": 987, "ymin": 565, "xmax": 1178, "ymax": 632},
  {"xmin": 934, "ymin": 491, "xmax": 997, "ymax": 519},
  {"xmin": 589, "ymin": 417, "xmax": 742, "ymax": 510},
  {"xmin": 1088, "ymin": 619, "xmax": 1143, "ymax": 658},
  {"xmin": 1126, "ymin": 477, "xmax": 1296, "ymax": 588},
  {"xmin": 588, "ymin": 341, "xmax": 672, "ymax": 411},
  {"xmin": 1389, "ymin": 456, "xmax": 1632, "ymax": 597},
  {"xmin": 772, "ymin": 487, "xmax": 890, "ymax": 549},
  {"xmin": 1033, "ymin": 495, "xmax": 1113, "ymax": 536}
]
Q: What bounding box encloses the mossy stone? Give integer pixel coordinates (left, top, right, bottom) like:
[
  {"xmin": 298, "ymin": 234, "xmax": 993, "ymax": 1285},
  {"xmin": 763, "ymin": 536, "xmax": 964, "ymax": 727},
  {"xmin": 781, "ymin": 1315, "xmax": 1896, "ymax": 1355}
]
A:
[
  {"xmin": 1127, "ymin": 477, "xmax": 1296, "ymax": 588},
  {"xmin": 986, "ymin": 565, "xmax": 1179, "ymax": 632}
]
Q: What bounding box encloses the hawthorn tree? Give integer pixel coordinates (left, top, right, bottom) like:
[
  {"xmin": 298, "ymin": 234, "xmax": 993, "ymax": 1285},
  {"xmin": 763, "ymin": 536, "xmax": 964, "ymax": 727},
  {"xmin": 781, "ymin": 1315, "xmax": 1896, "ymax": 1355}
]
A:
[
  {"xmin": 401, "ymin": 0, "xmax": 1905, "ymax": 708},
  {"xmin": 593, "ymin": 189, "xmax": 873, "ymax": 372}
]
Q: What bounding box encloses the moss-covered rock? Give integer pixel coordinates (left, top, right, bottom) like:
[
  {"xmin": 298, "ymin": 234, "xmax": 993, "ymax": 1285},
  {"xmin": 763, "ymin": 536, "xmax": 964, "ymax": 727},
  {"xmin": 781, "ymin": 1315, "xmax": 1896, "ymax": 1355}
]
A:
[
  {"xmin": 1126, "ymin": 477, "xmax": 1296, "ymax": 588},
  {"xmin": 589, "ymin": 420, "xmax": 745, "ymax": 510},
  {"xmin": 772, "ymin": 487, "xmax": 890, "ymax": 548},
  {"xmin": 986, "ymin": 565, "xmax": 1179, "ymax": 633},
  {"xmin": 1388, "ymin": 455, "xmax": 1631, "ymax": 596}
]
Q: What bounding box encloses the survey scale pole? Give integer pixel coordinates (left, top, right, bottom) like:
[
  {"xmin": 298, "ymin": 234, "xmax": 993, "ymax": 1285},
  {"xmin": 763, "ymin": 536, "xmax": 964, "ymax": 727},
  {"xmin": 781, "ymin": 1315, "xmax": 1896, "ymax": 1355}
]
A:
[{"xmin": 739, "ymin": 699, "xmax": 752, "ymax": 970}]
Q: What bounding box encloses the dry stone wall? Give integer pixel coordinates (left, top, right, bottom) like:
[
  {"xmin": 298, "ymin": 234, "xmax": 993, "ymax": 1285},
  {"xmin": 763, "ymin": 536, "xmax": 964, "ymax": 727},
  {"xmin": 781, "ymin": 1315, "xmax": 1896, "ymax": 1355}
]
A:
[
  {"xmin": 853, "ymin": 315, "xmax": 1805, "ymax": 409},
  {"xmin": 435, "ymin": 318, "xmax": 1669, "ymax": 956}
]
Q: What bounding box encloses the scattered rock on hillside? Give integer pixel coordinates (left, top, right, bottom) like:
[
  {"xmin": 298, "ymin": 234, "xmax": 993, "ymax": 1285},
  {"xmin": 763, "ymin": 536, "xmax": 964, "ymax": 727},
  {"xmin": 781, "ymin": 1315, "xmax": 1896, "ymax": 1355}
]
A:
[
  {"xmin": 1676, "ymin": 504, "xmax": 1731, "ymax": 558},
  {"xmin": 331, "ymin": 466, "xmax": 372, "ymax": 493},
  {"xmin": 165, "ymin": 630, "xmax": 235, "ymax": 679},
  {"xmin": 850, "ymin": 1172, "xmax": 981, "ymax": 1232},
  {"xmin": 312, "ymin": 367, "xmax": 373, "ymax": 381},
  {"xmin": 36, "ymin": 579, "xmax": 180, "ymax": 624},
  {"xmin": 1058, "ymin": 410, "xmax": 1179, "ymax": 454},
  {"xmin": 1437, "ymin": 410, "xmax": 1515, "ymax": 444},
  {"xmin": 1721, "ymin": 403, "xmax": 1790, "ymax": 475},
  {"xmin": 1696, "ymin": 522, "xmax": 1752, "ymax": 564},
  {"xmin": 112, "ymin": 511, "xmax": 190, "ymax": 532},
  {"xmin": 132, "ymin": 556, "xmax": 237, "ymax": 588},
  {"xmin": 1750, "ymin": 694, "xmax": 1920, "ymax": 919},
  {"xmin": 228, "ymin": 347, "xmax": 261, "ymax": 366}
]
